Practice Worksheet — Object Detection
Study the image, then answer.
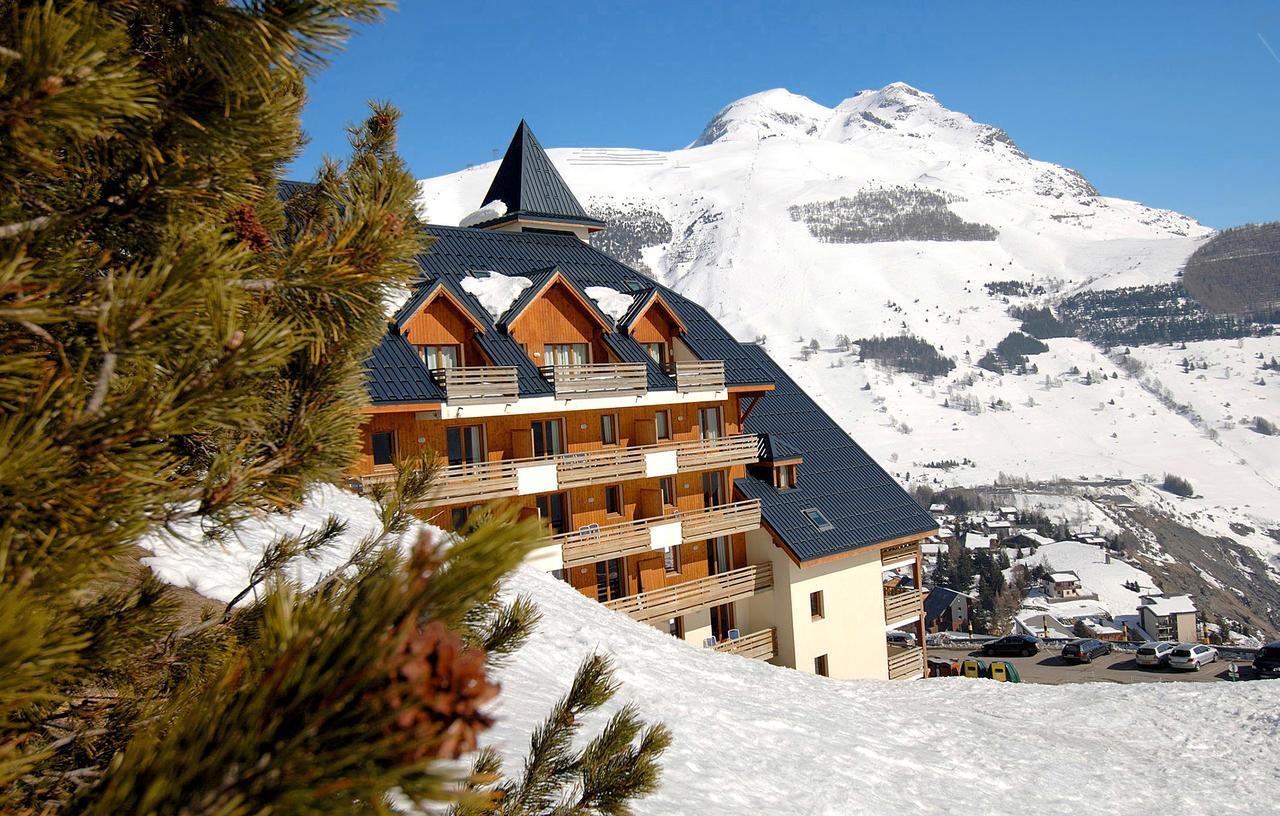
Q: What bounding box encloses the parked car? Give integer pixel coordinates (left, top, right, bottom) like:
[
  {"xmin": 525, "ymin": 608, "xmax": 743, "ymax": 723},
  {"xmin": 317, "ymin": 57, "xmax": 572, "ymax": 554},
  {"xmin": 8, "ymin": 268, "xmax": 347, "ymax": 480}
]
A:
[
  {"xmin": 886, "ymin": 631, "xmax": 917, "ymax": 648},
  {"xmin": 1253, "ymin": 641, "xmax": 1280, "ymax": 679},
  {"xmin": 1167, "ymin": 643, "xmax": 1218, "ymax": 671},
  {"xmin": 1134, "ymin": 641, "xmax": 1177, "ymax": 668},
  {"xmin": 1061, "ymin": 638, "xmax": 1112, "ymax": 664},
  {"xmin": 981, "ymin": 634, "xmax": 1042, "ymax": 657}
]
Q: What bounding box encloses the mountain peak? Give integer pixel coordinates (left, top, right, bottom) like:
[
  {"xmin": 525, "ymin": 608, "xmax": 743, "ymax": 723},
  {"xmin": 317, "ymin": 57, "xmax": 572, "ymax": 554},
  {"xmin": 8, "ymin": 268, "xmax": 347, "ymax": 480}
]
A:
[{"xmin": 689, "ymin": 88, "xmax": 831, "ymax": 147}]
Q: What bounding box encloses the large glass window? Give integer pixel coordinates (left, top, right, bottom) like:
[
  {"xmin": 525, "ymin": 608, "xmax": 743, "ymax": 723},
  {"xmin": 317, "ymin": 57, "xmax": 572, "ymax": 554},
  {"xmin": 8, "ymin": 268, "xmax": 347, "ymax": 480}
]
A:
[
  {"xmin": 644, "ymin": 342, "xmax": 667, "ymax": 366},
  {"xmin": 698, "ymin": 406, "xmax": 722, "ymax": 439},
  {"xmin": 601, "ymin": 414, "xmax": 619, "ymax": 445},
  {"xmin": 702, "ymin": 471, "xmax": 727, "ymax": 507},
  {"xmin": 543, "ymin": 343, "xmax": 589, "ymax": 367},
  {"xmin": 595, "ymin": 557, "xmax": 625, "ymax": 602},
  {"xmin": 445, "ymin": 424, "xmax": 485, "ymax": 466},
  {"xmin": 654, "ymin": 409, "xmax": 671, "ymax": 440},
  {"xmin": 536, "ymin": 493, "xmax": 569, "ymax": 535},
  {"xmin": 531, "ymin": 418, "xmax": 565, "ymax": 457},
  {"xmin": 605, "ymin": 484, "xmax": 623, "ymax": 515},
  {"xmin": 419, "ymin": 344, "xmax": 460, "ymax": 369},
  {"xmin": 371, "ymin": 431, "xmax": 395, "ymax": 466}
]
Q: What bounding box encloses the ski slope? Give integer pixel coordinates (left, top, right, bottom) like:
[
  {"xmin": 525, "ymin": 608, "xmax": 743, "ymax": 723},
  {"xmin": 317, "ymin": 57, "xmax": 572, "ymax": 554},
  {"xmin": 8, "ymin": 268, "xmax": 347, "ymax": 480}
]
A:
[{"xmin": 142, "ymin": 487, "xmax": 1280, "ymax": 815}]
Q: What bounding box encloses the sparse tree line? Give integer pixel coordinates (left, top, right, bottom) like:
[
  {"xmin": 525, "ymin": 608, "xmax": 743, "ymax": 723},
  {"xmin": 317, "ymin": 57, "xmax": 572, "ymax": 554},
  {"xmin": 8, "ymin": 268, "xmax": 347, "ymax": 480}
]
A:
[
  {"xmin": 1058, "ymin": 283, "xmax": 1279, "ymax": 346},
  {"xmin": 789, "ymin": 186, "xmax": 999, "ymax": 244}
]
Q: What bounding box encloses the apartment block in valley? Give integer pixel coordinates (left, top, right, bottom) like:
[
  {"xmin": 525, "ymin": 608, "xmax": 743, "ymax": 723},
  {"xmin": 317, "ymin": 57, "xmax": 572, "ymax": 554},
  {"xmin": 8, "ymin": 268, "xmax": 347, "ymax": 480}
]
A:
[{"xmin": 334, "ymin": 122, "xmax": 938, "ymax": 680}]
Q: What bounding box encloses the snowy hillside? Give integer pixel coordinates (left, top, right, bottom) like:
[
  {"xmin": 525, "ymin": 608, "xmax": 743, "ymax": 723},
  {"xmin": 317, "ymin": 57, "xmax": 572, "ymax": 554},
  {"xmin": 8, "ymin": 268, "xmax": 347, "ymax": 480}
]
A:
[
  {"xmin": 143, "ymin": 488, "xmax": 1280, "ymax": 815},
  {"xmin": 416, "ymin": 83, "xmax": 1280, "ymax": 624}
]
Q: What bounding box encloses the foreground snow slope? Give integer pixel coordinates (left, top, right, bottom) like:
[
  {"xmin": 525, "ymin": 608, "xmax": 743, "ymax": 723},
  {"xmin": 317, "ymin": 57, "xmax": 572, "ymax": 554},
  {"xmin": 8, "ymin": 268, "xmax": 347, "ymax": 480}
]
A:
[
  {"xmin": 493, "ymin": 565, "xmax": 1277, "ymax": 815},
  {"xmin": 143, "ymin": 487, "xmax": 1280, "ymax": 814}
]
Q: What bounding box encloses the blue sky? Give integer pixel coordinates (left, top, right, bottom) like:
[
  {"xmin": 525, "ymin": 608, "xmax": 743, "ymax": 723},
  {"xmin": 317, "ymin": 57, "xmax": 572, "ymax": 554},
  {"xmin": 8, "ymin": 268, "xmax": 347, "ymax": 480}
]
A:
[{"xmin": 292, "ymin": 2, "xmax": 1280, "ymax": 228}]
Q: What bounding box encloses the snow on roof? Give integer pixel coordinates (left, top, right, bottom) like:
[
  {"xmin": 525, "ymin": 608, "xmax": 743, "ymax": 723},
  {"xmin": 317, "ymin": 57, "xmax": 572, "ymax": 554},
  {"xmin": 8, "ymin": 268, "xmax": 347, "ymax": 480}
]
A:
[
  {"xmin": 1140, "ymin": 594, "xmax": 1197, "ymax": 616},
  {"xmin": 998, "ymin": 506, "xmax": 1017, "ymax": 514},
  {"xmin": 1049, "ymin": 571, "xmax": 1081, "ymax": 583},
  {"xmin": 929, "ymin": 503, "xmax": 947, "ymax": 512},
  {"xmin": 583, "ymin": 285, "xmax": 635, "ymax": 322},
  {"xmin": 460, "ymin": 271, "xmax": 533, "ymax": 320},
  {"xmin": 986, "ymin": 520, "xmax": 1012, "ymax": 528},
  {"xmin": 458, "ymin": 198, "xmax": 508, "ymax": 228}
]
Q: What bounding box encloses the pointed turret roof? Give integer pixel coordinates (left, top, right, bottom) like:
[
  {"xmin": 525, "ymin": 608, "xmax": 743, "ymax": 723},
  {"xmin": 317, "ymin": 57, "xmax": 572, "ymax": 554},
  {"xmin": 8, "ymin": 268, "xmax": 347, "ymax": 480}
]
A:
[{"xmin": 476, "ymin": 121, "xmax": 605, "ymax": 231}]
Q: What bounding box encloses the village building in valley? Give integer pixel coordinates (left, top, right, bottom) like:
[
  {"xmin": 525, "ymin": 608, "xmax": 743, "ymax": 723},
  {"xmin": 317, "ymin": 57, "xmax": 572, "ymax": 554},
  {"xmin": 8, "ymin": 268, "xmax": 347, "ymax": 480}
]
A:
[{"xmin": 326, "ymin": 122, "xmax": 938, "ymax": 680}]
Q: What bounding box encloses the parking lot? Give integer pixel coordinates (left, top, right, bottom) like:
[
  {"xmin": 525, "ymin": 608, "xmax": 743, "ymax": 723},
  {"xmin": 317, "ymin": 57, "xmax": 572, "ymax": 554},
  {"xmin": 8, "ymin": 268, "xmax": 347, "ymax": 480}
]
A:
[{"xmin": 930, "ymin": 647, "xmax": 1265, "ymax": 685}]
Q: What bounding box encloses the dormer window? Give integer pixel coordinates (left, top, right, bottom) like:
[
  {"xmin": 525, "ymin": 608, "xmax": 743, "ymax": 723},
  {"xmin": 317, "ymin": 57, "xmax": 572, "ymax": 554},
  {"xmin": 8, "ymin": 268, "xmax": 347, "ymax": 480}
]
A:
[
  {"xmin": 544, "ymin": 343, "xmax": 589, "ymax": 367},
  {"xmin": 775, "ymin": 464, "xmax": 798, "ymax": 491},
  {"xmin": 418, "ymin": 344, "xmax": 460, "ymax": 370},
  {"xmin": 644, "ymin": 342, "xmax": 667, "ymax": 366}
]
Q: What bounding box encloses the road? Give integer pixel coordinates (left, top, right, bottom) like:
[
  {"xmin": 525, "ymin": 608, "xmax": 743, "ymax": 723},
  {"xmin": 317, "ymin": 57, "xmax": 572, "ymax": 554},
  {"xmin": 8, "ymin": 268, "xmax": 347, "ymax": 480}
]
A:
[{"xmin": 930, "ymin": 647, "xmax": 1263, "ymax": 685}]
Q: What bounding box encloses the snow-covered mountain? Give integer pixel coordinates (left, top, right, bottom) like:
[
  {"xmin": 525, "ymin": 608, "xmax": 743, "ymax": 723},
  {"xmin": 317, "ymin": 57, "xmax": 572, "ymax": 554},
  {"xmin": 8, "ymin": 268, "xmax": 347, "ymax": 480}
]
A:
[{"xmin": 417, "ymin": 84, "xmax": 1280, "ymax": 625}]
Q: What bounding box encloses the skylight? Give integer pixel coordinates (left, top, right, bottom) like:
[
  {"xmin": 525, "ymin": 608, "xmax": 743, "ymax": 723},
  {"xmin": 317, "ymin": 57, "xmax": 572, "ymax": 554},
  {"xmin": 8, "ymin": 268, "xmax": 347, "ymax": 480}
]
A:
[{"xmin": 801, "ymin": 508, "xmax": 834, "ymax": 532}]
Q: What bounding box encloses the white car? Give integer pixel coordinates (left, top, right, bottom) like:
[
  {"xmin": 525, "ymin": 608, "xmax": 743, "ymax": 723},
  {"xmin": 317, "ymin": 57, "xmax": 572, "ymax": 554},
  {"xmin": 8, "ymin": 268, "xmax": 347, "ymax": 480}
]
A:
[
  {"xmin": 1134, "ymin": 641, "xmax": 1177, "ymax": 667},
  {"xmin": 1166, "ymin": 643, "xmax": 1218, "ymax": 671}
]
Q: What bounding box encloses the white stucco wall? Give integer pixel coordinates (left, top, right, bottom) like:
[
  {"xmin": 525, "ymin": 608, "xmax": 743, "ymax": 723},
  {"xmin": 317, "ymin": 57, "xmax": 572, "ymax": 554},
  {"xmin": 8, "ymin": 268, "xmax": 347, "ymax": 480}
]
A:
[{"xmin": 746, "ymin": 528, "xmax": 890, "ymax": 680}]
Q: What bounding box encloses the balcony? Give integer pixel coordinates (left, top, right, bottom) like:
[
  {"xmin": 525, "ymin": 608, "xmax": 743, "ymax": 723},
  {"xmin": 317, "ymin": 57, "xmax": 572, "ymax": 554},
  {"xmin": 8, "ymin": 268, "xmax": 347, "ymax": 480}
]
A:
[
  {"xmin": 432, "ymin": 366, "xmax": 520, "ymax": 406},
  {"xmin": 884, "ymin": 589, "xmax": 924, "ymax": 626},
  {"xmin": 603, "ymin": 562, "xmax": 773, "ymax": 624},
  {"xmin": 667, "ymin": 360, "xmax": 725, "ymax": 393},
  {"xmin": 556, "ymin": 498, "xmax": 762, "ymax": 568},
  {"xmin": 672, "ymin": 433, "xmax": 760, "ymax": 472},
  {"xmin": 880, "ymin": 539, "xmax": 920, "ymax": 568},
  {"xmin": 887, "ymin": 646, "xmax": 924, "ymax": 681},
  {"xmin": 539, "ymin": 362, "xmax": 647, "ymax": 399},
  {"xmin": 712, "ymin": 627, "xmax": 778, "ymax": 661}
]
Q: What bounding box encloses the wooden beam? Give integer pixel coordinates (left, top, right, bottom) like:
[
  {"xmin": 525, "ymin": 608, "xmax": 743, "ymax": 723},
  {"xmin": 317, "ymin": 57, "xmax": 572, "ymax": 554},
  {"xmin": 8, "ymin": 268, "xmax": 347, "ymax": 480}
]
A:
[{"xmin": 738, "ymin": 393, "xmax": 763, "ymax": 424}]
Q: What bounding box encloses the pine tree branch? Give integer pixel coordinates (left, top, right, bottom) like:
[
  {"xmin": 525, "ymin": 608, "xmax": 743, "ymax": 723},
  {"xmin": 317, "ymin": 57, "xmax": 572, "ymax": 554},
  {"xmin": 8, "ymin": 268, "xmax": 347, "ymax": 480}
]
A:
[
  {"xmin": 83, "ymin": 351, "xmax": 117, "ymax": 417},
  {"xmin": 0, "ymin": 215, "xmax": 52, "ymax": 238}
]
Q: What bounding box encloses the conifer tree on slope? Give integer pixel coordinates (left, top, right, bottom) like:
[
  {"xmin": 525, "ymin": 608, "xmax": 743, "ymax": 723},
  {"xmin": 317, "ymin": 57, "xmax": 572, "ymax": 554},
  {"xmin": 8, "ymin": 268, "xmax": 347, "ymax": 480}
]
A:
[{"xmin": 0, "ymin": 3, "xmax": 667, "ymax": 812}]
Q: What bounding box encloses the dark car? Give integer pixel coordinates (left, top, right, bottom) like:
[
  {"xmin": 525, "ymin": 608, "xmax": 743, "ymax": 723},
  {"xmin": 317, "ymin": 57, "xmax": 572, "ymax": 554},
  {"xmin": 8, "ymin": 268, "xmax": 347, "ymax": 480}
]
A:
[
  {"xmin": 1253, "ymin": 641, "xmax": 1280, "ymax": 679},
  {"xmin": 981, "ymin": 634, "xmax": 1042, "ymax": 657},
  {"xmin": 1061, "ymin": 638, "xmax": 1112, "ymax": 664}
]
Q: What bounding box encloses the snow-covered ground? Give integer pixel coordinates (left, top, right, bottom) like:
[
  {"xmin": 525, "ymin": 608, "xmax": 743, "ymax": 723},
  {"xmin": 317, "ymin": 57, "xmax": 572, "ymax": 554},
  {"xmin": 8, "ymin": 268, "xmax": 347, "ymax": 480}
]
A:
[
  {"xmin": 142, "ymin": 487, "xmax": 1280, "ymax": 815},
  {"xmin": 416, "ymin": 82, "xmax": 1280, "ymax": 582}
]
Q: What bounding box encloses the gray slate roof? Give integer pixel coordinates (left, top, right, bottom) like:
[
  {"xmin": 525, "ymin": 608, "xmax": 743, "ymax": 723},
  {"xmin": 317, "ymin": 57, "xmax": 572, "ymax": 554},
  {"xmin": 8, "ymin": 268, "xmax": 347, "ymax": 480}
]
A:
[
  {"xmin": 734, "ymin": 344, "xmax": 938, "ymax": 562},
  {"xmin": 477, "ymin": 121, "xmax": 605, "ymax": 229}
]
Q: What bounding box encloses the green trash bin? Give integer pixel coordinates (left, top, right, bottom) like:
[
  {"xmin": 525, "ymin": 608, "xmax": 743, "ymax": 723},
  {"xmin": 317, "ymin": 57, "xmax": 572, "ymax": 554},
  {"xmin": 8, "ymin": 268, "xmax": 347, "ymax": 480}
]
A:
[{"xmin": 989, "ymin": 660, "xmax": 1022, "ymax": 683}]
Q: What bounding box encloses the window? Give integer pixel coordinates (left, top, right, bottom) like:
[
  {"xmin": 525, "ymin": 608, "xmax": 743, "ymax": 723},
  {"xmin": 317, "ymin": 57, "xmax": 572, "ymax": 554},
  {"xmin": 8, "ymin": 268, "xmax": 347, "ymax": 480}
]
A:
[
  {"xmin": 663, "ymin": 545, "xmax": 681, "ymax": 574},
  {"xmin": 802, "ymin": 507, "xmax": 834, "ymax": 532},
  {"xmin": 605, "ymin": 484, "xmax": 623, "ymax": 515},
  {"xmin": 644, "ymin": 342, "xmax": 667, "ymax": 366},
  {"xmin": 418, "ymin": 344, "xmax": 460, "ymax": 369},
  {"xmin": 445, "ymin": 424, "xmax": 485, "ymax": 466},
  {"xmin": 707, "ymin": 536, "xmax": 731, "ymax": 575},
  {"xmin": 697, "ymin": 406, "xmax": 722, "ymax": 439},
  {"xmin": 536, "ymin": 493, "xmax": 569, "ymax": 535},
  {"xmin": 543, "ymin": 343, "xmax": 589, "ymax": 367},
  {"xmin": 702, "ymin": 471, "xmax": 727, "ymax": 507},
  {"xmin": 595, "ymin": 557, "xmax": 624, "ymax": 602},
  {"xmin": 810, "ymin": 590, "xmax": 825, "ymax": 620},
  {"xmin": 654, "ymin": 409, "xmax": 671, "ymax": 440},
  {"xmin": 601, "ymin": 413, "xmax": 619, "ymax": 445},
  {"xmin": 814, "ymin": 654, "xmax": 829, "ymax": 677},
  {"xmin": 531, "ymin": 418, "xmax": 565, "ymax": 457},
  {"xmin": 776, "ymin": 464, "xmax": 797, "ymax": 491},
  {"xmin": 667, "ymin": 616, "xmax": 684, "ymax": 639},
  {"xmin": 659, "ymin": 477, "xmax": 675, "ymax": 507},
  {"xmin": 450, "ymin": 504, "xmax": 482, "ymax": 531},
  {"xmin": 371, "ymin": 431, "xmax": 395, "ymax": 467}
]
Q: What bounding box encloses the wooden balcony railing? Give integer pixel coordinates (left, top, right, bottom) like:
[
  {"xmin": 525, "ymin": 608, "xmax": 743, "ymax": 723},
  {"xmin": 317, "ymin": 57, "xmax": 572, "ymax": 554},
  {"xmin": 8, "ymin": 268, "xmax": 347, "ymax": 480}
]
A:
[
  {"xmin": 672, "ymin": 433, "xmax": 760, "ymax": 472},
  {"xmin": 679, "ymin": 498, "xmax": 762, "ymax": 542},
  {"xmin": 887, "ymin": 646, "xmax": 924, "ymax": 680},
  {"xmin": 555, "ymin": 447, "xmax": 646, "ymax": 488},
  {"xmin": 713, "ymin": 627, "xmax": 777, "ymax": 661},
  {"xmin": 604, "ymin": 563, "xmax": 773, "ymax": 624},
  {"xmin": 668, "ymin": 360, "xmax": 726, "ymax": 392},
  {"xmin": 556, "ymin": 499, "xmax": 762, "ymax": 568},
  {"xmin": 355, "ymin": 434, "xmax": 763, "ymax": 508},
  {"xmin": 884, "ymin": 589, "xmax": 924, "ymax": 625},
  {"xmin": 540, "ymin": 363, "xmax": 647, "ymax": 399},
  {"xmin": 433, "ymin": 366, "xmax": 520, "ymax": 406},
  {"xmin": 880, "ymin": 539, "xmax": 920, "ymax": 566}
]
